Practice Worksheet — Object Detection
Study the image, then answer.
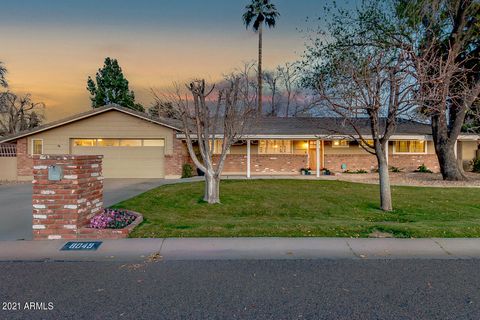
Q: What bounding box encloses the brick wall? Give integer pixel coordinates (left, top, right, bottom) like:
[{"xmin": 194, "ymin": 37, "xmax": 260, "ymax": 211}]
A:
[
  {"xmin": 16, "ymin": 138, "xmax": 33, "ymax": 180},
  {"xmin": 390, "ymin": 154, "xmax": 439, "ymax": 172},
  {"xmin": 214, "ymin": 154, "xmax": 309, "ymax": 175},
  {"xmin": 324, "ymin": 154, "xmax": 378, "ymax": 172},
  {"xmin": 324, "ymin": 153, "xmax": 440, "ymax": 172},
  {"xmin": 32, "ymin": 155, "xmax": 104, "ymax": 240},
  {"xmin": 164, "ymin": 138, "xmax": 190, "ymax": 178}
]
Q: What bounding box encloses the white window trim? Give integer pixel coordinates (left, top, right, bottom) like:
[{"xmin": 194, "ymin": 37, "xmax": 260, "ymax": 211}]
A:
[
  {"xmin": 31, "ymin": 138, "xmax": 44, "ymax": 155},
  {"xmin": 392, "ymin": 140, "xmax": 428, "ymax": 155}
]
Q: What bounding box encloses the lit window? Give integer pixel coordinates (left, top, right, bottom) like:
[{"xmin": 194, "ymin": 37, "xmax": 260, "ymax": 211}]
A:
[
  {"xmin": 258, "ymin": 140, "xmax": 292, "ymax": 154},
  {"xmin": 73, "ymin": 139, "xmax": 96, "ymax": 147},
  {"xmin": 359, "ymin": 140, "xmax": 374, "ymax": 148},
  {"xmin": 73, "ymin": 138, "xmax": 165, "ymax": 147},
  {"xmin": 97, "ymin": 139, "xmax": 119, "ymax": 147},
  {"xmin": 143, "ymin": 139, "xmax": 165, "ymax": 147},
  {"xmin": 394, "ymin": 141, "xmax": 426, "ymax": 153},
  {"xmin": 210, "ymin": 140, "xmax": 229, "ymax": 154},
  {"xmin": 32, "ymin": 139, "xmax": 43, "ymax": 155},
  {"xmin": 119, "ymin": 140, "xmax": 142, "ymax": 147},
  {"xmin": 332, "ymin": 140, "xmax": 349, "ymax": 148}
]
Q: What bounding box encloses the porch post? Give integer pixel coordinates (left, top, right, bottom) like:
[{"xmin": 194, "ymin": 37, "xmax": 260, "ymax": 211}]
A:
[
  {"xmin": 316, "ymin": 139, "xmax": 320, "ymax": 177},
  {"xmin": 246, "ymin": 139, "xmax": 251, "ymax": 178},
  {"xmin": 321, "ymin": 140, "xmax": 325, "ymax": 169},
  {"xmin": 454, "ymin": 140, "xmax": 458, "ymax": 159}
]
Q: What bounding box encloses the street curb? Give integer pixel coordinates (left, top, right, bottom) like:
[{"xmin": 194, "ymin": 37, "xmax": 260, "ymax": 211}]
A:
[{"xmin": 1, "ymin": 238, "xmax": 480, "ymax": 262}]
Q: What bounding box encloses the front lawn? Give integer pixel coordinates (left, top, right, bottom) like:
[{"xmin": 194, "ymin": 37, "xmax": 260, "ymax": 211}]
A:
[{"xmin": 112, "ymin": 180, "xmax": 480, "ymax": 238}]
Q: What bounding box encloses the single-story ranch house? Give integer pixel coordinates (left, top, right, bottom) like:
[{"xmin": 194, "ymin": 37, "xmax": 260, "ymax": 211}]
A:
[{"xmin": 0, "ymin": 104, "xmax": 479, "ymax": 180}]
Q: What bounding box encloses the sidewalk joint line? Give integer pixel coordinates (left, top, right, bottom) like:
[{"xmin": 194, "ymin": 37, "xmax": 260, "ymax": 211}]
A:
[
  {"xmin": 432, "ymin": 239, "xmax": 452, "ymax": 256},
  {"xmin": 345, "ymin": 239, "xmax": 360, "ymax": 258},
  {"xmin": 158, "ymin": 238, "xmax": 166, "ymax": 256}
]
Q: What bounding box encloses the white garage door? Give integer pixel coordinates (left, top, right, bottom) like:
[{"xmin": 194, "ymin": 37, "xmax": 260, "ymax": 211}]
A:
[{"xmin": 71, "ymin": 138, "xmax": 165, "ymax": 178}]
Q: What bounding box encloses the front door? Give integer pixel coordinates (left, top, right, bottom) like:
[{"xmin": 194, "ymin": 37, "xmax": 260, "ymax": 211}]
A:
[{"xmin": 308, "ymin": 141, "xmax": 322, "ymax": 170}]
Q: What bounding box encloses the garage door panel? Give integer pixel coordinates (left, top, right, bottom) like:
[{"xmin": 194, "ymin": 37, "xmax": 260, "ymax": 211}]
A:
[{"xmin": 71, "ymin": 146, "xmax": 165, "ymax": 178}]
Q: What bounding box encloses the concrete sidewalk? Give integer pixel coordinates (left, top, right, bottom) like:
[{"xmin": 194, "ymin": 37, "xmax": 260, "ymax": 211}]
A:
[{"xmin": 1, "ymin": 238, "xmax": 480, "ymax": 262}]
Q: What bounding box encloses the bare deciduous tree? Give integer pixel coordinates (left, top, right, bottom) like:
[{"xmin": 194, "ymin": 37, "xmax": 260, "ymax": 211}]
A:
[
  {"xmin": 147, "ymin": 95, "xmax": 179, "ymax": 120},
  {"xmin": 263, "ymin": 70, "xmax": 280, "ymax": 116},
  {"xmin": 314, "ymin": 49, "xmax": 414, "ymax": 211},
  {"xmin": 0, "ymin": 92, "xmax": 44, "ymax": 136},
  {"xmin": 277, "ymin": 62, "xmax": 301, "ymax": 117},
  {"xmin": 161, "ymin": 78, "xmax": 256, "ymax": 204},
  {"xmin": 0, "ymin": 62, "xmax": 7, "ymax": 89}
]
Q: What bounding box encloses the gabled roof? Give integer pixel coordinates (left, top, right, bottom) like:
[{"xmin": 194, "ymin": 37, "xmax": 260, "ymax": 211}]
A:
[{"xmin": 0, "ymin": 104, "xmax": 182, "ymax": 143}]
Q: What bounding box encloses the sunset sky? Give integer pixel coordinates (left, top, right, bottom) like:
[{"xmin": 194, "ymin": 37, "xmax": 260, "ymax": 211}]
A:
[{"xmin": 0, "ymin": 0, "xmax": 356, "ymax": 121}]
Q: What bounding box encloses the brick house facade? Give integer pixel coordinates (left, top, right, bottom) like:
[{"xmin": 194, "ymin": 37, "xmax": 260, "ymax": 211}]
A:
[{"xmin": 1, "ymin": 104, "xmax": 478, "ymax": 180}]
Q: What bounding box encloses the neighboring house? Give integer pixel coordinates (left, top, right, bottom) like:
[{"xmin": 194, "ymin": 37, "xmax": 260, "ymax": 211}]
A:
[{"xmin": 0, "ymin": 104, "xmax": 478, "ymax": 181}]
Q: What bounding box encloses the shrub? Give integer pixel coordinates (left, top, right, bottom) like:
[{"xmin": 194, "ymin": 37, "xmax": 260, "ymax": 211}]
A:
[
  {"xmin": 90, "ymin": 208, "xmax": 136, "ymax": 229},
  {"xmin": 181, "ymin": 163, "xmax": 194, "ymax": 178},
  {"xmin": 389, "ymin": 166, "xmax": 404, "ymax": 173},
  {"xmin": 415, "ymin": 163, "xmax": 433, "ymax": 173},
  {"xmin": 345, "ymin": 169, "xmax": 368, "ymax": 174},
  {"xmin": 472, "ymin": 159, "xmax": 480, "ymax": 173},
  {"xmin": 321, "ymin": 168, "xmax": 332, "ymax": 175}
]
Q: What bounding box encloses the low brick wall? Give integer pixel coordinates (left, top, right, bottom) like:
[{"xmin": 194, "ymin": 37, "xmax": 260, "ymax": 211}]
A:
[
  {"xmin": 325, "ymin": 153, "xmax": 440, "ymax": 172},
  {"xmin": 390, "ymin": 154, "xmax": 440, "ymax": 172},
  {"xmin": 324, "ymin": 154, "xmax": 378, "ymax": 172},
  {"xmin": 215, "ymin": 154, "xmax": 309, "ymax": 175},
  {"xmin": 76, "ymin": 211, "xmax": 143, "ymax": 240}
]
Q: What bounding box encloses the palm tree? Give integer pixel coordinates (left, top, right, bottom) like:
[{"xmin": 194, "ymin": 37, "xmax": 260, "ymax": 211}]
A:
[
  {"xmin": 0, "ymin": 62, "xmax": 7, "ymax": 88},
  {"xmin": 242, "ymin": 0, "xmax": 279, "ymax": 114}
]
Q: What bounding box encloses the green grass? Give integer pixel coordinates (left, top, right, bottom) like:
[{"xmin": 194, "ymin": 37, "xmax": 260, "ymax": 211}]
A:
[{"xmin": 111, "ymin": 180, "xmax": 480, "ymax": 238}]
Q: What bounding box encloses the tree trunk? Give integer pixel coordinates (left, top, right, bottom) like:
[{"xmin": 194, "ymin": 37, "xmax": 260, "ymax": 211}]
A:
[
  {"xmin": 434, "ymin": 140, "xmax": 465, "ymax": 181},
  {"xmin": 431, "ymin": 115, "xmax": 465, "ymax": 181},
  {"xmin": 257, "ymin": 24, "xmax": 263, "ymax": 115},
  {"xmin": 204, "ymin": 172, "xmax": 220, "ymax": 204},
  {"xmin": 376, "ymin": 148, "xmax": 392, "ymax": 211}
]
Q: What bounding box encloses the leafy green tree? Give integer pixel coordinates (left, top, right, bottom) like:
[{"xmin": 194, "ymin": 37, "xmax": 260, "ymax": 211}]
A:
[
  {"xmin": 243, "ymin": 0, "xmax": 279, "ymax": 114},
  {"xmin": 395, "ymin": 0, "xmax": 479, "ymax": 180},
  {"xmin": 87, "ymin": 57, "xmax": 144, "ymax": 112}
]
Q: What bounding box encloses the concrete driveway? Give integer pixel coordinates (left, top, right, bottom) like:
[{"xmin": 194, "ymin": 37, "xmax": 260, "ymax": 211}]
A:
[{"xmin": 0, "ymin": 178, "xmax": 188, "ymax": 241}]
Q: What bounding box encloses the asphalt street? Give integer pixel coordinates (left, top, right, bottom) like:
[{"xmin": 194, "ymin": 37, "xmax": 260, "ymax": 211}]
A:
[{"xmin": 1, "ymin": 259, "xmax": 479, "ymax": 319}]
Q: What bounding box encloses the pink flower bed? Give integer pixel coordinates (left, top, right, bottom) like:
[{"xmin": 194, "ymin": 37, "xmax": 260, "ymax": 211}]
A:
[{"xmin": 90, "ymin": 208, "xmax": 137, "ymax": 229}]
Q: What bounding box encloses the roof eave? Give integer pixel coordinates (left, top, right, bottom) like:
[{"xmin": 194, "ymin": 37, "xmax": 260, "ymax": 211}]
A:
[{"xmin": 0, "ymin": 105, "xmax": 181, "ymax": 143}]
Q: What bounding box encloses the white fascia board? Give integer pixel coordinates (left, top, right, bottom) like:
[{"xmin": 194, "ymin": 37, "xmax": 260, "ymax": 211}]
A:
[
  {"xmin": 175, "ymin": 133, "xmax": 434, "ymax": 140},
  {"xmin": 458, "ymin": 135, "xmax": 480, "ymax": 141}
]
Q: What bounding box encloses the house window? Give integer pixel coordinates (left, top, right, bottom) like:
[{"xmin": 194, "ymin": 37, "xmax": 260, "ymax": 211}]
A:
[
  {"xmin": 97, "ymin": 139, "xmax": 119, "ymax": 147},
  {"xmin": 32, "ymin": 139, "xmax": 43, "ymax": 155},
  {"xmin": 119, "ymin": 139, "xmax": 142, "ymax": 147},
  {"xmin": 258, "ymin": 140, "xmax": 292, "ymax": 154},
  {"xmin": 210, "ymin": 139, "xmax": 229, "ymax": 154},
  {"xmin": 394, "ymin": 140, "xmax": 426, "ymax": 154},
  {"xmin": 73, "ymin": 139, "xmax": 96, "ymax": 147},
  {"xmin": 73, "ymin": 139, "xmax": 164, "ymax": 147},
  {"xmin": 143, "ymin": 139, "xmax": 165, "ymax": 147},
  {"xmin": 332, "ymin": 140, "xmax": 349, "ymax": 148},
  {"xmin": 359, "ymin": 140, "xmax": 374, "ymax": 148}
]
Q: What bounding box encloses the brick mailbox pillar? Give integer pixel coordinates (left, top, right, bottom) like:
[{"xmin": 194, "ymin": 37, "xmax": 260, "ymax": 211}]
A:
[{"xmin": 32, "ymin": 155, "xmax": 103, "ymax": 240}]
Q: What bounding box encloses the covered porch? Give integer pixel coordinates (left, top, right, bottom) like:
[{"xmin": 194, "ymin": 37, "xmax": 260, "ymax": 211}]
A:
[{"xmin": 210, "ymin": 135, "xmax": 444, "ymax": 176}]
